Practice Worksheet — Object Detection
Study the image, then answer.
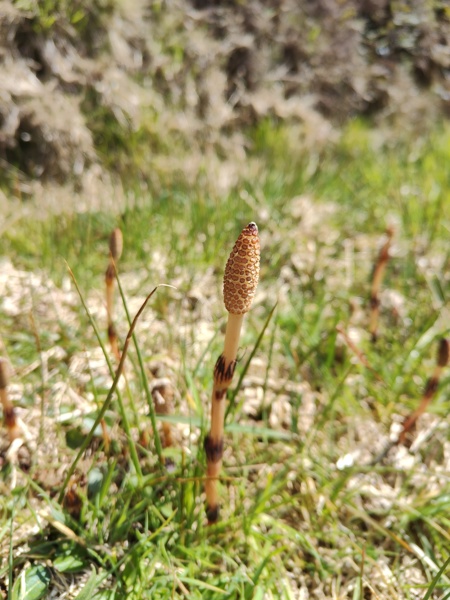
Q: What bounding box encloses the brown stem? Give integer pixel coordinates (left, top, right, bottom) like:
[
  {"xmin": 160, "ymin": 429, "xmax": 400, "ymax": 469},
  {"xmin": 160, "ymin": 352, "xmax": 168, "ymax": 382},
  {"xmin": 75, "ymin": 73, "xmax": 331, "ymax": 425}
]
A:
[
  {"xmin": 398, "ymin": 339, "xmax": 449, "ymax": 445},
  {"xmin": 205, "ymin": 314, "xmax": 244, "ymax": 522},
  {"xmin": 105, "ymin": 261, "xmax": 121, "ymax": 362},
  {"xmin": 103, "ymin": 229, "xmax": 123, "ymax": 448},
  {"xmin": 105, "ymin": 228, "xmax": 123, "ymax": 362},
  {"xmin": 369, "ymin": 227, "xmax": 393, "ymax": 342},
  {"xmin": 0, "ymin": 359, "xmax": 21, "ymax": 442},
  {"xmin": 151, "ymin": 381, "xmax": 175, "ymax": 465},
  {"xmin": 372, "ymin": 338, "xmax": 449, "ymax": 463}
]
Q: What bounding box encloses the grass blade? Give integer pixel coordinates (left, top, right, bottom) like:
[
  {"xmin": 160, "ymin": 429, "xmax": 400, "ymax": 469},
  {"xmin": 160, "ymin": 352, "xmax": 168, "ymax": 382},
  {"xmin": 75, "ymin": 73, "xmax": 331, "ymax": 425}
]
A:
[
  {"xmin": 422, "ymin": 555, "xmax": 450, "ymax": 600},
  {"xmin": 65, "ymin": 264, "xmax": 143, "ymax": 482},
  {"xmin": 114, "ymin": 265, "xmax": 168, "ymax": 464},
  {"xmin": 72, "ymin": 568, "xmax": 103, "ymax": 600},
  {"xmin": 58, "ymin": 279, "xmax": 166, "ymax": 503}
]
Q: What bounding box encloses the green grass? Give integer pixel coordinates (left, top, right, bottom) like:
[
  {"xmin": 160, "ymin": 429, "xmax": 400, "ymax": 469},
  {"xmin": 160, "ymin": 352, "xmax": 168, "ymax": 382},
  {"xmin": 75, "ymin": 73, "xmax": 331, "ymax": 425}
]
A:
[{"xmin": 1, "ymin": 119, "xmax": 450, "ymax": 598}]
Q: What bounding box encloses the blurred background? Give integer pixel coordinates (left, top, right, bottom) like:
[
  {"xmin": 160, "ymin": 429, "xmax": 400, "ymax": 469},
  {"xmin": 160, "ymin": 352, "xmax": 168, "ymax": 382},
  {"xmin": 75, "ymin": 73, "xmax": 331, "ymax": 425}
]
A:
[{"xmin": 1, "ymin": 0, "xmax": 449, "ymax": 206}]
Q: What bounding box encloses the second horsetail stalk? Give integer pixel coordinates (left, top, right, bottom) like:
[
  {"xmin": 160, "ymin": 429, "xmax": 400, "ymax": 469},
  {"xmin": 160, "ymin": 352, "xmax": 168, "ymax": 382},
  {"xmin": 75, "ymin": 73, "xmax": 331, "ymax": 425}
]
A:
[
  {"xmin": 398, "ymin": 337, "xmax": 449, "ymax": 445},
  {"xmin": 204, "ymin": 222, "xmax": 260, "ymax": 524},
  {"xmin": 106, "ymin": 228, "xmax": 123, "ymax": 362},
  {"xmin": 103, "ymin": 227, "xmax": 123, "ymax": 451},
  {"xmin": 369, "ymin": 226, "xmax": 393, "ymax": 342},
  {"xmin": 371, "ymin": 337, "xmax": 450, "ymax": 464}
]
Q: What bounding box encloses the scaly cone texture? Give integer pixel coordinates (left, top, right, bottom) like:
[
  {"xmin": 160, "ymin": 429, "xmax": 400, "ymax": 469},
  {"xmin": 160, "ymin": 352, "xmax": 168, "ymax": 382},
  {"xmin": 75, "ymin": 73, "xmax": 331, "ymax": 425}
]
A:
[
  {"xmin": 223, "ymin": 222, "xmax": 260, "ymax": 314},
  {"xmin": 204, "ymin": 222, "xmax": 260, "ymax": 524},
  {"xmin": 106, "ymin": 228, "xmax": 123, "ymax": 362},
  {"xmin": 0, "ymin": 358, "xmax": 21, "ymax": 442}
]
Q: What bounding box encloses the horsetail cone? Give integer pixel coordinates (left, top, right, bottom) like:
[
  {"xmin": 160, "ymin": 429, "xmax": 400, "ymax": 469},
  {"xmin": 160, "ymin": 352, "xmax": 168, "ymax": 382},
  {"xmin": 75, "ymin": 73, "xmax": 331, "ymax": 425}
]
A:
[
  {"xmin": 205, "ymin": 222, "xmax": 260, "ymax": 524},
  {"xmin": 109, "ymin": 228, "xmax": 123, "ymax": 262},
  {"xmin": 220, "ymin": 222, "xmax": 260, "ymax": 376},
  {"xmin": 106, "ymin": 228, "xmax": 123, "ymax": 283},
  {"xmin": 223, "ymin": 222, "xmax": 260, "ymax": 315}
]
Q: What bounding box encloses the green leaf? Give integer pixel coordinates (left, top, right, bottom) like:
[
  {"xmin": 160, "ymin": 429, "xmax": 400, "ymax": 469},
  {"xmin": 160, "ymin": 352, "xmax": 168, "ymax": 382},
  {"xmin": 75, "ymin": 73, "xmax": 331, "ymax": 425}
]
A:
[
  {"xmin": 53, "ymin": 554, "xmax": 86, "ymax": 573},
  {"xmin": 71, "ymin": 9, "xmax": 86, "ymax": 25},
  {"xmin": 72, "ymin": 569, "xmax": 103, "ymax": 600},
  {"xmin": 92, "ymin": 592, "xmax": 111, "ymax": 600},
  {"xmin": 12, "ymin": 565, "xmax": 51, "ymax": 600},
  {"xmin": 66, "ymin": 427, "xmax": 87, "ymax": 449},
  {"xmin": 92, "ymin": 590, "xmax": 114, "ymax": 600},
  {"xmin": 87, "ymin": 467, "xmax": 104, "ymax": 497}
]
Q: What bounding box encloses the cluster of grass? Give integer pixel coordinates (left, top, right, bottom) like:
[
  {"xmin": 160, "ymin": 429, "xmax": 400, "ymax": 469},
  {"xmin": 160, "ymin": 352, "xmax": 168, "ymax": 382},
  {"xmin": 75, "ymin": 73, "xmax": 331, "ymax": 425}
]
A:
[{"xmin": 1, "ymin": 119, "xmax": 450, "ymax": 599}]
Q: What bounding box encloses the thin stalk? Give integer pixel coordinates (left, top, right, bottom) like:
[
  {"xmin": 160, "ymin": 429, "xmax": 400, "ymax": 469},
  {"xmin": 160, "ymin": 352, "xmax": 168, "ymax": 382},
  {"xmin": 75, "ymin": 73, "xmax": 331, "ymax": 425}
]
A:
[
  {"xmin": 74, "ymin": 275, "xmax": 140, "ymax": 476},
  {"xmin": 114, "ymin": 267, "xmax": 166, "ymax": 465},
  {"xmin": 102, "ymin": 230, "xmax": 123, "ymax": 450},
  {"xmin": 369, "ymin": 227, "xmax": 393, "ymax": 342},
  {"xmin": 58, "ymin": 269, "xmax": 168, "ymax": 501},
  {"xmin": 371, "ymin": 337, "xmax": 449, "ymax": 464},
  {"xmin": 205, "ymin": 314, "xmax": 243, "ymax": 522},
  {"xmin": 398, "ymin": 337, "xmax": 449, "ymax": 444},
  {"xmin": 261, "ymin": 307, "xmax": 278, "ymax": 423},
  {"xmin": 110, "ymin": 267, "xmax": 142, "ymax": 428},
  {"xmin": 105, "ymin": 228, "xmax": 123, "ymax": 362}
]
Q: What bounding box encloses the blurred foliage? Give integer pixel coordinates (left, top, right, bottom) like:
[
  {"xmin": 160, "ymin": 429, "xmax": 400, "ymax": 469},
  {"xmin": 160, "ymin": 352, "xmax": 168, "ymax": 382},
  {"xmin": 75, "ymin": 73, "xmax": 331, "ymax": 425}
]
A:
[
  {"xmin": 12, "ymin": 0, "xmax": 114, "ymax": 38},
  {"xmin": 1, "ymin": 0, "xmax": 450, "ymax": 194}
]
